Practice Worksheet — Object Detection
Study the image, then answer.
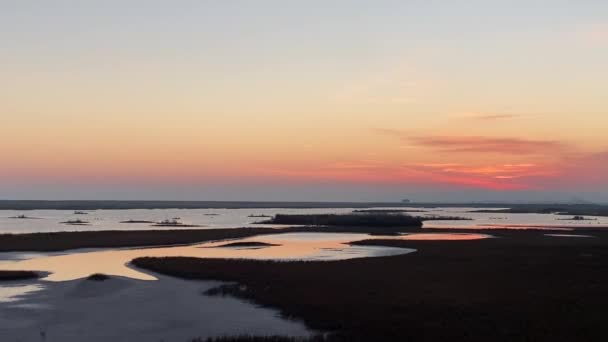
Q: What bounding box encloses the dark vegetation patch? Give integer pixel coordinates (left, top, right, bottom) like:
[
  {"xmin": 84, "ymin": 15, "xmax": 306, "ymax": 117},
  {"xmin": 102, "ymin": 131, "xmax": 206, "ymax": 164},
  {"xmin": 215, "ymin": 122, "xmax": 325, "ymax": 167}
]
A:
[
  {"xmin": 214, "ymin": 242, "xmax": 280, "ymax": 248},
  {"xmin": 152, "ymin": 219, "xmax": 202, "ymax": 227},
  {"xmin": 0, "ymin": 228, "xmax": 278, "ymax": 252},
  {"xmin": 8, "ymin": 214, "xmax": 39, "ymax": 219},
  {"xmin": 86, "ymin": 273, "xmax": 110, "ymax": 281},
  {"xmin": 353, "ymin": 209, "xmax": 427, "ymax": 213},
  {"xmin": 0, "ymin": 270, "xmax": 39, "ymax": 281},
  {"xmin": 557, "ymin": 216, "xmax": 597, "ymax": 221},
  {"xmin": 120, "ymin": 220, "xmax": 156, "ymax": 224},
  {"xmin": 257, "ymin": 214, "xmax": 423, "ymax": 228},
  {"xmin": 249, "ymin": 214, "xmax": 273, "ymax": 218},
  {"xmin": 60, "ymin": 219, "xmax": 90, "ymax": 225},
  {"xmin": 133, "ymin": 231, "xmax": 608, "ymax": 342},
  {"xmin": 420, "ymin": 215, "xmax": 473, "ymax": 221}
]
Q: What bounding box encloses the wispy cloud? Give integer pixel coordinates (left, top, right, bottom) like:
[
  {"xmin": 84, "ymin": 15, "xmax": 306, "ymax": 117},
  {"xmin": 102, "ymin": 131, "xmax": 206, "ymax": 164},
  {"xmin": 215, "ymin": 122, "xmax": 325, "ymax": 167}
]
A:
[
  {"xmin": 406, "ymin": 135, "xmax": 564, "ymax": 155},
  {"xmin": 451, "ymin": 112, "xmax": 521, "ymax": 120},
  {"xmin": 375, "ymin": 128, "xmax": 567, "ymax": 155}
]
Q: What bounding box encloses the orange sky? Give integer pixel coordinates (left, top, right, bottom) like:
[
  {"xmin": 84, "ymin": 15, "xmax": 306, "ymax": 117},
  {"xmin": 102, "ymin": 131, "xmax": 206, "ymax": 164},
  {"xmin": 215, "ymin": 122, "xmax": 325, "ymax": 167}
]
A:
[{"xmin": 1, "ymin": 1, "xmax": 607, "ymax": 201}]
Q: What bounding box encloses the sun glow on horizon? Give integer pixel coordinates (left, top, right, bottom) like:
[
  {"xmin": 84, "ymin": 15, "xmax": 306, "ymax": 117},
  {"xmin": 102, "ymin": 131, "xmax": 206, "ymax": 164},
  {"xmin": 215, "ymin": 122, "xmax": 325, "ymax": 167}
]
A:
[{"xmin": 1, "ymin": 1, "xmax": 607, "ymax": 201}]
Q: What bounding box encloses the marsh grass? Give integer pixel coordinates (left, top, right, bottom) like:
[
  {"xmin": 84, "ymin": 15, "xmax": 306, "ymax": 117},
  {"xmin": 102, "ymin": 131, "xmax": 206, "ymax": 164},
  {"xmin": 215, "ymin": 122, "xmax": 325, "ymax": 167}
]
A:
[
  {"xmin": 0, "ymin": 228, "xmax": 277, "ymax": 252},
  {"xmin": 133, "ymin": 232, "xmax": 608, "ymax": 342},
  {"xmin": 0, "ymin": 270, "xmax": 39, "ymax": 281},
  {"xmin": 86, "ymin": 273, "xmax": 110, "ymax": 281},
  {"xmin": 258, "ymin": 213, "xmax": 423, "ymax": 228}
]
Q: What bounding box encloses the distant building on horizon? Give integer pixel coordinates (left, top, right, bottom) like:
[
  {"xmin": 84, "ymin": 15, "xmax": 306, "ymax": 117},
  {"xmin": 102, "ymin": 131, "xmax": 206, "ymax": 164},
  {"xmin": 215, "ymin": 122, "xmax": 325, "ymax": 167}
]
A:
[{"xmin": 401, "ymin": 199, "xmax": 411, "ymax": 203}]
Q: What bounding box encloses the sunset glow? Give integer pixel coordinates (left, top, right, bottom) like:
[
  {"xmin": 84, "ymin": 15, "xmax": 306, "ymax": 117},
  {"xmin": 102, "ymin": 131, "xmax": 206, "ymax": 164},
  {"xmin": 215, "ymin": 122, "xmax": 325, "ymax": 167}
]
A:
[{"xmin": 1, "ymin": 1, "xmax": 607, "ymax": 201}]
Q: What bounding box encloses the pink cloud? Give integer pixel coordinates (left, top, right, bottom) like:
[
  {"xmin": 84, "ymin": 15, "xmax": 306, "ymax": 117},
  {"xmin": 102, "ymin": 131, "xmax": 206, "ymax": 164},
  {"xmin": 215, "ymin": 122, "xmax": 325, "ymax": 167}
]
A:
[
  {"xmin": 375, "ymin": 129, "xmax": 567, "ymax": 155},
  {"xmin": 407, "ymin": 136, "xmax": 565, "ymax": 155}
]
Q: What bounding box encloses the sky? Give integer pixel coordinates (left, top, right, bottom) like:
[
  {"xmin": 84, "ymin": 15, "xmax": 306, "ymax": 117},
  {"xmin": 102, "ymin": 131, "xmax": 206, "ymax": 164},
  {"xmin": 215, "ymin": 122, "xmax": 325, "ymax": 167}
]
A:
[{"xmin": 1, "ymin": 0, "xmax": 607, "ymax": 202}]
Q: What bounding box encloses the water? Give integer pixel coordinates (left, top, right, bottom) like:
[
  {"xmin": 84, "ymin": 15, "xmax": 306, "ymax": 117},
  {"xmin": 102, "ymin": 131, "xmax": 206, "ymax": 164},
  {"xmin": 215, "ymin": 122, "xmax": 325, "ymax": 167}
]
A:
[
  {"xmin": 1, "ymin": 207, "xmax": 607, "ymax": 234},
  {"xmin": 0, "ymin": 233, "xmax": 417, "ymax": 281},
  {"xmin": 0, "ymin": 208, "xmax": 356, "ymax": 233},
  {"xmin": 0, "ymin": 206, "xmax": 579, "ymax": 341},
  {"xmin": 0, "ymin": 230, "xmax": 490, "ymax": 307},
  {"xmin": 0, "ymin": 205, "xmax": 604, "ymax": 334},
  {"xmin": 0, "ymin": 276, "xmax": 312, "ymax": 342}
]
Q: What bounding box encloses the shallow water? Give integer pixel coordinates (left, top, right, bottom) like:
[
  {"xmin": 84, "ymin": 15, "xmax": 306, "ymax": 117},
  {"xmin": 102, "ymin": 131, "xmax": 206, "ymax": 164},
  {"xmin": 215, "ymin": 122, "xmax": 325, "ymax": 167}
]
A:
[
  {"xmin": 1, "ymin": 207, "xmax": 607, "ymax": 234},
  {"xmin": 0, "ymin": 275, "xmax": 312, "ymax": 342},
  {"xmin": 397, "ymin": 233, "xmax": 492, "ymax": 240},
  {"xmin": 0, "ymin": 283, "xmax": 45, "ymax": 303},
  {"xmin": 0, "ymin": 233, "xmax": 416, "ymax": 281},
  {"xmin": 0, "ymin": 231, "xmax": 494, "ymax": 306},
  {"xmin": 544, "ymin": 233, "xmax": 594, "ymax": 238}
]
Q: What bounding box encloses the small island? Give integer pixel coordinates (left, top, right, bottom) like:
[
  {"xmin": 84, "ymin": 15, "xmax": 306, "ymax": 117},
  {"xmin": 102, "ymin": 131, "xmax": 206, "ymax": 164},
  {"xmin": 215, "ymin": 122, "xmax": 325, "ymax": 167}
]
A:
[
  {"xmin": 257, "ymin": 213, "xmax": 424, "ymax": 228},
  {"xmin": 557, "ymin": 215, "xmax": 598, "ymax": 221},
  {"xmin": 214, "ymin": 241, "xmax": 280, "ymax": 248},
  {"xmin": 86, "ymin": 273, "xmax": 111, "ymax": 281},
  {"xmin": 152, "ymin": 219, "xmax": 202, "ymax": 227},
  {"xmin": 8, "ymin": 214, "xmax": 39, "ymax": 219},
  {"xmin": 61, "ymin": 219, "xmax": 90, "ymax": 225},
  {"xmin": 421, "ymin": 215, "xmax": 473, "ymax": 221},
  {"xmin": 120, "ymin": 220, "xmax": 156, "ymax": 224}
]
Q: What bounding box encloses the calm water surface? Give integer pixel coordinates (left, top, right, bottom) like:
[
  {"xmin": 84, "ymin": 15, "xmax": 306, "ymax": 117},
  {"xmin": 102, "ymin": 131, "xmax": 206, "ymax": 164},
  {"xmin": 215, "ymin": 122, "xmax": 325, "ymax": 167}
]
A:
[{"xmin": 1, "ymin": 207, "xmax": 607, "ymax": 234}]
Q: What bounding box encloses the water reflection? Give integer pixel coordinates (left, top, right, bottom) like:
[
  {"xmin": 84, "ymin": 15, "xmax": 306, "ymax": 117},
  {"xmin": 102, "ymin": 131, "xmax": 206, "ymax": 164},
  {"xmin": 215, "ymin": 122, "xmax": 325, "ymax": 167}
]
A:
[
  {"xmin": 0, "ymin": 283, "xmax": 45, "ymax": 303},
  {"xmin": 396, "ymin": 233, "xmax": 492, "ymax": 240},
  {"xmin": 0, "ymin": 233, "xmax": 415, "ymax": 281},
  {"xmin": 544, "ymin": 234, "xmax": 594, "ymax": 238},
  {"xmin": 0, "ymin": 232, "xmax": 496, "ymax": 282}
]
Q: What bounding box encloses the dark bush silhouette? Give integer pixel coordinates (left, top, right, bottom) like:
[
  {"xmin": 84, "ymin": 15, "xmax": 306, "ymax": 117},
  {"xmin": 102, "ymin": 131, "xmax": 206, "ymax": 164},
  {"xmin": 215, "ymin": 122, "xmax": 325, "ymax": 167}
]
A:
[
  {"xmin": 260, "ymin": 213, "xmax": 423, "ymax": 228},
  {"xmin": 0, "ymin": 270, "xmax": 38, "ymax": 281},
  {"xmin": 86, "ymin": 273, "xmax": 110, "ymax": 281}
]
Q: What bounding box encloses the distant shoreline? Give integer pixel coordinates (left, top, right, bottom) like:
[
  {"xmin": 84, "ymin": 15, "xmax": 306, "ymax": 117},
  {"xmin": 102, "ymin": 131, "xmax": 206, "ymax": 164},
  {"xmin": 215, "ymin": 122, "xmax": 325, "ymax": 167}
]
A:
[
  {"xmin": 0, "ymin": 200, "xmax": 415, "ymax": 210},
  {"xmin": 0, "ymin": 200, "xmax": 606, "ymax": 216}
]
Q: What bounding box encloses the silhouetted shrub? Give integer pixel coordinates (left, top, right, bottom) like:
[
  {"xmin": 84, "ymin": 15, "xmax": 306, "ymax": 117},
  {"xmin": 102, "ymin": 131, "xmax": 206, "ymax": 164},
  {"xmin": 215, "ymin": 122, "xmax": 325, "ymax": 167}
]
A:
[
  {"xmin": 87, "ymin": 273, "xmax": 110, "ymax": 281},
  {"xmin": 260, "ymin": 214, "xmax": 423, "ymax": 228},
  {"xmin": 0, "ymin": 270, "xmax": 38, "ymax": 281}
]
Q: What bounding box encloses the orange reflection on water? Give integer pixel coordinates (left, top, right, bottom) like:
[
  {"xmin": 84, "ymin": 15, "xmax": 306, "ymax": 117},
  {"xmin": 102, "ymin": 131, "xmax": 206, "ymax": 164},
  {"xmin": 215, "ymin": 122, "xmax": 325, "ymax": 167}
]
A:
[
  {"xmin": 396, "ymin": 233, "xmax": 492, "ymax": 240},
  {"xmin": 0, "ymin": 233, "xmax": 410, "ymax": 281},
  {"xmin": 0, "ymin": 232, "xmax": 492, "ymax": 282}
]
